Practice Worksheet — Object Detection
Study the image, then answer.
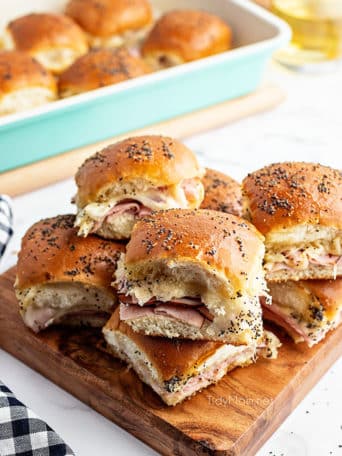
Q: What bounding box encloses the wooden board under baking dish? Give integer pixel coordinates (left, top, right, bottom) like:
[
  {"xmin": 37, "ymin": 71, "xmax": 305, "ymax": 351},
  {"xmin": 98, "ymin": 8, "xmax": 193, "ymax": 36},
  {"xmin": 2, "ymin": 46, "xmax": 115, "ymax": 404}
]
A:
[{"xmin": 1, "ymin": 268, "xmax": 341, "ymax": 455}]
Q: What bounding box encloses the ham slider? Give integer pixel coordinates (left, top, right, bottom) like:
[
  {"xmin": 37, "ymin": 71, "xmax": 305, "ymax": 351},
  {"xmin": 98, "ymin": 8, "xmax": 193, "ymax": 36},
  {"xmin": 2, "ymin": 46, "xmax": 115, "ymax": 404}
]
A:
[
  {"xmin": 66, "ymin": 0, "xmax": 153, "ymax": 49},
  {"xmin": 114, "ymin": 209, "xmax": 270, "ymax": 345},
  {"xmin": 3, "ymin": 13, "xmax": 88, "ymax": 74},
  {"xmin": 142, "ymin": 9, "xmax": 232, "ymax": 70},
  {"xmin": 0, "ymin": 51, "xmax": 57, "ymax": 116},
  {"xmin": 264, "ymin": 278, "xmax": 342, "ymax": 347},
  {"xmin": 200, "ymin": 168, "xmax": 243, "ymax": 216},
  {"xmin": 74, "ymin": 135, "xmax": 204, "ymax": 240},
  {"xmin": 242, "ymin": 162, "xmax": 342, "ymax": 282},
  {"xmin": 15, "ymin": 215, "xmax": 124, "ymax": 333},
  {"xmin": 58, "ymin": 48, "xmax": 151, "ymax": 98},
  {"xmin": 103, "ymin": 308, "xmax": 280, "ymax": 406}
]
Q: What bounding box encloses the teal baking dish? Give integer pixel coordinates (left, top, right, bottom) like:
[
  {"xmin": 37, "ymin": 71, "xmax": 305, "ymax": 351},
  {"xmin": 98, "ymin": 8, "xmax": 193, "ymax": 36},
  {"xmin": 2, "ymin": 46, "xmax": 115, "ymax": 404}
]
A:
[{"xmin": 0, "ymin": 0, "xmax": 290, "ymax": 173}]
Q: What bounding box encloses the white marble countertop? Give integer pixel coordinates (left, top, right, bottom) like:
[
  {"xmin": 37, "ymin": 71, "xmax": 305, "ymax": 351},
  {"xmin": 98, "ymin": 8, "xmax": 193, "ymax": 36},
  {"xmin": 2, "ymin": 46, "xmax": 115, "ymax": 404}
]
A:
[{"xmin": 1, "ymin": 61, "xmax": 342, "ymax": 456}]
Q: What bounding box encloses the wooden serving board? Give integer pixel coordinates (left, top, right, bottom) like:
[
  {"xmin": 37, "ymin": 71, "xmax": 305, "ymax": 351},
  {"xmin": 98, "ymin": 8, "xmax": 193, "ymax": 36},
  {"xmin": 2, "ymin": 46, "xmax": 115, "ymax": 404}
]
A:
[{"xmin": 1, "ymin": 267, "xmax": 341, "ymax": 456}]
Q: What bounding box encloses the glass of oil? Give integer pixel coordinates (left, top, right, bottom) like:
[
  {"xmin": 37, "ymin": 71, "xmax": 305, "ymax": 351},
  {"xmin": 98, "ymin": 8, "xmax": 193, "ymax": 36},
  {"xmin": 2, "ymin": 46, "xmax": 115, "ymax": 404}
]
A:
[{"xmin": 271, "ymin": 0, "xmax": 342, "ymax": 70}]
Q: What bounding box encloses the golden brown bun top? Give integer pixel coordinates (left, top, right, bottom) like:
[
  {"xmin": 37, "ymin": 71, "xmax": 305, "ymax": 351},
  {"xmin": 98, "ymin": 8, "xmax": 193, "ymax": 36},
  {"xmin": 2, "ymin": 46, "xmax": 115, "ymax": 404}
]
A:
[
  {"xmin": 58, "ymin": 47, "xmax": 150, "ymax": 95},
  {"xmin": 75, "ymin": 135, "xmax": 203, "ymax": 207},
  {"xmin": 242, "ymin": 162, "xmax": 342, "ymax": 235},
  {"xmin": 106, "ymin": 308, "xmax": 223, "ymax": 380},
  {"xmin": 0, "ymin": 51, "xmax": 56, "ymax": 95},
  {"xmin": 66, "ymin": 0, "xmax": 153, "ymax": 37},
  {"xmin": 126, "ymin": 209, "xmax": 265, "ymax": 291},
  {"xmin": 200, "ymin": 168, "xmax": 242, "ymax": 216},
  {"xmin": 16, "ymin": 215, "xmax": 125, "ymax": 290},
  {"xmin": 7, "ymin": 13, "xmax": 88, "ymax": 54},
  {"xmin": 142, "ymin": 9, "xmax": 232, "ymax": 62}
]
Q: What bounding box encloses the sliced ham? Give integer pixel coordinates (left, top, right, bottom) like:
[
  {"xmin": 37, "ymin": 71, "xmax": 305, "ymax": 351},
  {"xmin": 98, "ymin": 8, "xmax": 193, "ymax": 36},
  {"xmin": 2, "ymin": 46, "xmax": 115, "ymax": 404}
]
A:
[
  {"xmin": 262, "ymin": 303, "xmax": 312, "ymax": 345},
  {"xmin": 24, "ymin": 307, "xmax": 110, "ymax": 333},
  {"xmin": 264, "ymin": 301, "xmax": 342, "ymax": 347},
  {"xmin": 119, "ymin": 302, "xmax": 205, "ymax": 329},
  {"xmin": 269, "ymin": 250, "xmax": 342, "ymax": 273},
  {"xmin": 310, "ymin": 253, "xmax": 341, "ymax": 266},
  {"xmin": 154, "ymin": 303, "xmax": 204, "ymax": 328},
  {"xmin": 181, "ymin": 178, "xmax": 199, "ymax": 198},
  {"xmin": 92, "ymin": 199, "xmax": 152, "ymax": 232},
  {"xmin": 104, "ymin": 200, "xmax": 151, "ymax": 222},
  {"xmin": 24, "ymin": 306, "xmax": 56, "ymax": 333},
  {"xmin": 180, "ymin": 347, "xmax": 253, "ymax": 397},
  {"xmin": 268, "ymin": 262, "xmax": 293, "ymax": 272},
  {"xmin": 120, "ymin": 303, "xmax": 154, "ymax": 320},
  {"xmin": 164, "ymin": 297, "xmax": 202, "ymax": 306}
]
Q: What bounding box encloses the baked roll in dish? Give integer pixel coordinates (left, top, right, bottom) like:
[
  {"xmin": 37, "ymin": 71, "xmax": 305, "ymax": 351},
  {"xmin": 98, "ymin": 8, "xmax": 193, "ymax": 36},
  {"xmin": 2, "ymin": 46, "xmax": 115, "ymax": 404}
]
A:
[
  {"xmin": 103, "ymin": 309, "xmax": 280, "ymax": 405},
  {"xmin": 243, "ymin": 162, "xmax": 342, "ymax": 282},
  {"xmin": 66, "ymin": 0, "xmax": 153, "ymax": 48},
  {"xmin": 74, "ymin": 135, "xmax": 204, "ymax": 239},
  {"xmin": 142, "ymin": 10, "xmax": 232, "ymax": 70},
  {"xmin": 115, "ymin": 209, "xmax": 270, "ymax": 345},
  {"xmin": 3, "ymin": 13, "xmax": 88, "ymax": 74},
  {"xmin": 58, "ymin": 48, "xmax": 150, "ymax": 97},
  {"xmin": 264, "ymin": 279, "xmax": 342, "ymax": 347},
  {"xmin": 15, "ymin": 215, "xmax": 124, "ymax": 333},
  {"xmin": 0, "ymin": 51, "xmax": 57, "ymax": 116},
  {"xmin": 200, "ymin": 168, "xmax": 242, "ymax": 216}
]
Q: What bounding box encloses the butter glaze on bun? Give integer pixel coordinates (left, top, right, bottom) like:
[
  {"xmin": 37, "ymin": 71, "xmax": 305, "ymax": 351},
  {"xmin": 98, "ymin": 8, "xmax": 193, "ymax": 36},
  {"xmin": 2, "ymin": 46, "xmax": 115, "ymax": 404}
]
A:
[
  {"xmin": 4, "ymin": 13, "xmax": 88, "ymax": 74},
  {"xmin": 15, "ymin": 214, "xmax": 124, "ymax": 332},
  {"xmin": 58, "ymin": 48, "xmax": 150, "ymax": 97},
  {"xmin": 74, "ymin": 135, "xmax": 204, "ymax": 239},
  {"xmin": 115, "ymin": 209, "xmax": 269, "ymax": 345},
  {"xmin": 66, "ymin": 0, "xmax": 153, "ymax": 48},
  {"xmin": 142, "ymin": 9, "xmax": 232, "ymax": 69},
  {"xmin": 200, "ymin": 168, "xmax": 242, "ymax": 216},
  {"xmin": 242, "ymin": 162, "xmax": 342, "ymax": 282},
  {"xmin": 0, "ymin": 51, "xmax": 57, "ymax": 116}
]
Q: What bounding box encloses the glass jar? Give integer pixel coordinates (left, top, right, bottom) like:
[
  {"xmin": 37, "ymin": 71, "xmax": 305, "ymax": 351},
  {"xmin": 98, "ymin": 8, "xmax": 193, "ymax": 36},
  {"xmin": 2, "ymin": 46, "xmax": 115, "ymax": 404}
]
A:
[{"xmin": 271, "ymin": 0, "xmax": 342, "ymax": 70}]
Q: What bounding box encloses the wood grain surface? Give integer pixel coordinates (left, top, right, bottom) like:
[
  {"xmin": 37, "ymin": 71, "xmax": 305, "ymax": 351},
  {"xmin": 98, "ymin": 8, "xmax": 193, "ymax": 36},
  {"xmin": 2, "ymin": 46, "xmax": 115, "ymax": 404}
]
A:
[
  {"xmin": 0, "ymin": 86, "xmax": 284, "ymax": 197},
  {"xmin": 1, "ymin": 267, "xmax": 340, "ymax": 456}
]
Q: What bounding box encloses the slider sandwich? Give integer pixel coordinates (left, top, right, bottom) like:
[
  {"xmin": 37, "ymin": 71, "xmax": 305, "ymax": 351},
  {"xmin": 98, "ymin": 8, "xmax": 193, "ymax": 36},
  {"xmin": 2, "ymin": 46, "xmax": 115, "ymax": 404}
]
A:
[
  {"xmin": 66, "ymin": 0, "xmax": 153, "ymax": 49},
  {"xmin": 264, "ymin": 279, "xmax": 342, "ymax": 347},
  {"xmin": 142, "ymin": 9, "xmax": 232, "ymax": 70},
  {"xmin": 200, "ymin": 168, "xmax": 243, "ymax": 216},
  {"xmin": 243, "ymin": 162, "xmax": 342, "ymax": 282},
  {"xmin": 115, "ymin": 209, "xmax": 270, "ymax": 345},
  {"xmin": 74, "ymin": 135, "xmax": 204, "ymax": 239},
  {"xmin": 0, "ymin": 51, "xmax": 57, "ymax": 116},
  {"xmin": 3, "ymin": 13, "xmax": 88, "ymax": 74},
  {"xmin": 58, "ymin": 48, "xmax": 151, "ymax": 98},
  {"xmin": 103, "ymin": 308, "xmax": 280, "ymax": 405},
  {"xmin": 15, "ymin": 215, "xmax": 124, "ymax": 333}
]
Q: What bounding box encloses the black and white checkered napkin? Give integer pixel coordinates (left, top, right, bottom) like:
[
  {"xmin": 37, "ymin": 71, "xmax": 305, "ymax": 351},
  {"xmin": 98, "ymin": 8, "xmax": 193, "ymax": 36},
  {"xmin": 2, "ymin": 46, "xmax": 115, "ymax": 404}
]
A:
[
  {"xmin": 0, "ymin": 196, "xmax": 74, "ymax": 456},
  {"xmin": 0, "ymin": 195, "xmax": 13, "ymax": 258},
  {"xmin": 0, "ymin": 383, "xmax": 74, "ymax": 456}
]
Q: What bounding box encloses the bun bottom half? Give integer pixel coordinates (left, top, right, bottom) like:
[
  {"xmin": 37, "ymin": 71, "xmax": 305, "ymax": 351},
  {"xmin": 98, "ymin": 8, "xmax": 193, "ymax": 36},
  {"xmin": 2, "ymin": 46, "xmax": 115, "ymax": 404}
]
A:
[
  {"xmin": 103, "ymin": 311, "xmax": 280, "ymax": 405},
  {"xmin": 16, "ymin": 281, "xmax": 115, "ymax": 333}
]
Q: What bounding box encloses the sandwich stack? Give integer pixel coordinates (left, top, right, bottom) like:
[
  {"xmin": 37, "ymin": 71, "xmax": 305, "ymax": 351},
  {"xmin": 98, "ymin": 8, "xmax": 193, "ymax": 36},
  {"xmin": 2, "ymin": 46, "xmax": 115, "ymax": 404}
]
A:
[
  {"xmin": 14, "ymin": 136, "xmax": 341, "ymax": 406},
  {"xmin": 243, "ymin": 163, "xmax": 342, "ymax": 347}
]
